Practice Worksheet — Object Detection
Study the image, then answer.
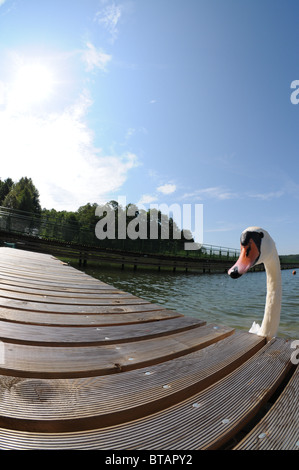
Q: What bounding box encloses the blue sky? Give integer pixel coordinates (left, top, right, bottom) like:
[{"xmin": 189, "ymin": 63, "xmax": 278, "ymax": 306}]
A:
[{"xmin": 0, "ymin": 0, "xmax": 299, "ymax": 254}]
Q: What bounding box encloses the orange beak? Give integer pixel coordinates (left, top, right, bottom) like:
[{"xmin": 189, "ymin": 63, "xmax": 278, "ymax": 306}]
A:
[{"xmin": 228, "ymin": 239, "xmax": 260, "ymax": 278}]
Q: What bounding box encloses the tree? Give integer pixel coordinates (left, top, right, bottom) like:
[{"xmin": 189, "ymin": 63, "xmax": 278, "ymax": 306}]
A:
[
  {"xmin": 77, "ymin": 203, "xmax": 99, "ymax": 228},
  {"xmin": 3, "ymin": 177, "xmax": 41, "ymax": 214},
  {"xmin": 0, "ymin": 178, "xmax": 14, "ymax": 205}
]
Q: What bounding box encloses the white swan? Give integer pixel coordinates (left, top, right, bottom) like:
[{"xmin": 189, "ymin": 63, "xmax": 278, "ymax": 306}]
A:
[{"xmin": 228, "ymin": 227, "xmax": 282, "ymax": 341}]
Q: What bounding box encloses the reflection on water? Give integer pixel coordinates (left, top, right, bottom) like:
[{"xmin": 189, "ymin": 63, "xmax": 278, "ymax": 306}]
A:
[{"xmin": 81, "ymin": 264, "xmax": 298, "ymax": 339}]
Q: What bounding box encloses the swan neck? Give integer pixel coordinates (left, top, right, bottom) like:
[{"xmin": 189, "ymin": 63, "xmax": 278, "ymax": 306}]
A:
[{"xmin": 260, "ymin": 248, "xmax": 282, "ymax": 340}]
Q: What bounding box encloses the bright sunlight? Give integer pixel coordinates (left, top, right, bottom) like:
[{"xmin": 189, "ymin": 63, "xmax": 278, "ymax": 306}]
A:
[{"xmin": 8, "ymin": 63, "xmax": 54, "ymax": 112}]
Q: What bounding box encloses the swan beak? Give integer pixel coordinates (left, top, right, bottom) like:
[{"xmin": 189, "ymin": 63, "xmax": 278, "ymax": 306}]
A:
[{"xmin": 228, "ymin": 240, "xmax": 260, "ymax": 279}]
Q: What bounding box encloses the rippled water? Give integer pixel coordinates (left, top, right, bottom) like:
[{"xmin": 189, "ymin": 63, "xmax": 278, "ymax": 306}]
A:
[{"xmin": 82, "ymin": 265, "xmax": 298, "ymax": 339}]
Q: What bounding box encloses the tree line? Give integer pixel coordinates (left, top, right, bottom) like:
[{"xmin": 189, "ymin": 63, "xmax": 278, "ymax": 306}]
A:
[{"xmin": 0, "ymin": 177, "xmax": 194, "ymax": 254}]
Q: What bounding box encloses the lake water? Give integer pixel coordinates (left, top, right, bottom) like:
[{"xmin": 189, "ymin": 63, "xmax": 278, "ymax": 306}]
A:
[{"xmin": 80, "ymin": 264, "xmax": 298, "ymax": 340}]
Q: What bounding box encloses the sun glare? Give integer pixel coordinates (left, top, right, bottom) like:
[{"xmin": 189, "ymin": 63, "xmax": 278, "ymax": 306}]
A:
[{"xmin": 9, "ymin": 63, "xmax": 55, "ymax": 111}]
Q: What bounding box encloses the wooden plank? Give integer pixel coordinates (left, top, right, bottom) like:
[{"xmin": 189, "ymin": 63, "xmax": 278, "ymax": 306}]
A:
[
  {"xmin": 0, "ymin": 331, "xmax": 264, "ymax": 432},
  {"xmin": 0, "ymin": 297, "xmax": 163, "ymax": 313},
  {"xmin": 0, "ymin": 258, "xmax": 91, "ymax": 275},
  {"xmin": 234, "ymin": 364, "xmax": 299, "ymax": 450},
  {"xmin": 0, "ymin": 273, "xmax": 110, "ymax": 290},
  {"xmin": 0, "ymin": 307, "xmax": 183, "ymax": 326},
  {"xmin": 0, "ymin": 268, "xmax": 102, "ymax": 285},
  {"xmin": 0, "ymin": 337, "xmax": 291, "ymax": 449},
  {"xmin": 0, "ymin": 259, "xmax": 82, "ymax": 274},
  {"xmin": 0, "ymin": 254, "xmax": 105, "ymax": 287},
  {"xmin": 0, "ymin": 323, "xmax": 234, "ymax": 378},
  {"xmin": 0, "ymin": 288, "xmax": 150, "ymax": 303},
  {"xmin": 0, "ymin": 316, "xmax": 205, "ymax": 346},
  {"xmin": 0, "ymin": 249, "xmax": 56, "ymax": 264},
  {"xmin": 0, "ymin": 247, "xmax": 72, "ymax": 263},
  {"xmin": 0, "ymin": 293, "xmax": 150, "ymax": 306},
  {"xmin": 0, "ymin": 252, "xmax": 112, "ymax": 290},
  {"xmin": 0, "ymin": 282, "xmax": 128, "ymax": 298},
  {"xmin": 0, "ymin": 277, "xmax": 120, "ymax": 293}
]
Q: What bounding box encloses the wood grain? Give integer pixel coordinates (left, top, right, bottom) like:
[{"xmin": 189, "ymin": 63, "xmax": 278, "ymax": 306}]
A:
[{"xmin": 0, "ymin": 246, "xmax": 296, "ymax": 450}]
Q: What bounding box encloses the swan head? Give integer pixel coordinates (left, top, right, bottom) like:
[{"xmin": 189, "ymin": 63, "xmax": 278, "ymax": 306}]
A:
[
  {"xmin": 228, "ymin": 227, "xmax": 281, "ymax": 341},
  {"xmin": 228, "ymin": 226, "xmax": 275, "ymax": 279}
]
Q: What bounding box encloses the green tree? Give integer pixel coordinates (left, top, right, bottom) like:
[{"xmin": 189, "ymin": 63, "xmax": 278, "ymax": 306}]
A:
[
  {"xmin": 3, "ymin": 177, "xmax": 41, "ymax": 214},
  {"xmin": 0, "ymin": 178, "xmax": 14, "ymax": 205},
  {"xmin": 77, "ymin": 203, "xmax": 99, "ymax": 228}
]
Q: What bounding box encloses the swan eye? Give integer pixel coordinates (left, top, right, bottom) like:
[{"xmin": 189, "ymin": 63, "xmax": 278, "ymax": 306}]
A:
[
  {"xmin": 259, "ymin": 232, "xmax": 264, "ymax": 238},
  {"xmin": 246, "ymin": 246, "xmax": 251, "ymax": 257}
]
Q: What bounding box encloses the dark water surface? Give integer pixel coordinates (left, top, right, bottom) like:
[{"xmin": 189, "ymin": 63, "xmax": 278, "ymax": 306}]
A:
[{"xmin": 81, "ymin": 264, "xmax": 298, "ymax": 339}]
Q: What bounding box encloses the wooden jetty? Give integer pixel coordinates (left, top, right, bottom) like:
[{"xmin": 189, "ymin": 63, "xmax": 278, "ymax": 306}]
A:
[{"xmin": 0, "ymin": 246, "xmax": 297, "ymax": 450}]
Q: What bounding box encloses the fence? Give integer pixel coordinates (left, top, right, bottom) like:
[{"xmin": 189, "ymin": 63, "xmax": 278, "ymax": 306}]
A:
[{"xmin": 0, "ymin": 206, "xmax": 240, "ymax": 260}]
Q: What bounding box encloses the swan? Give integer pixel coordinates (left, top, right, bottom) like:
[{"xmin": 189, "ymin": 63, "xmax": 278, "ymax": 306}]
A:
[{"xmin": 228, "ymin": 227, "xmax": 281, "ymax": 341}]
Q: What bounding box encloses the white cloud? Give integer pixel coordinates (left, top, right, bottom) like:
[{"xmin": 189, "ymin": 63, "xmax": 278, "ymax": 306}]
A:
[
  {"xmin": 95, "ymin": 2, "xmax": 122, "ymax": 42},
  {"xmin": 248, "ymin": 190, "xmax": 284, "ymax": 200},
  {"xmin": 136, "ymin": 183, "xmax": 177, "ymax": 207},
  {"xmin": 82, "ymin": 42, "xmax": 111, "ymax": 72},
  {"xmin": 137, "ymin": 194, "xmax": 158, "ymax": 205},
  {"xmin": 182, "ymin": 186, "xmax": 238, "ymax": 201},
  {"xmin": 182, "ymin": 186, "xmax": 286, "ymax": 203},
  {"xmin": 0, "ymin": 0, "xmax": 7, "ymax": 6},
  {"xmin": 157, "ymin": 183, "xmax": 176, "ymax": 195},
  {"xmin": 0, "ymin": 92, "xmax": 138, "ymax": 211}
]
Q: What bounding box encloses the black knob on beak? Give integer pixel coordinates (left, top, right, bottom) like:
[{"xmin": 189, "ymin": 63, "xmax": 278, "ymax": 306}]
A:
[{"xmin": 229, "ymin": 266, "xmax": 242, "ymax": 279}]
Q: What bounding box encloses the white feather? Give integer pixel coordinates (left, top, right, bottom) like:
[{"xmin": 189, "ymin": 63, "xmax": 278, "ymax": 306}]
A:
[{"xmin": 249, "ymin": 321, "xmax": 261, "ymax": 334}]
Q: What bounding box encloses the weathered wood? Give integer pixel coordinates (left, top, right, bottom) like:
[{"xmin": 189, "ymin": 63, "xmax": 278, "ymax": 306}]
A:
[
  {"xmin": 0, "ymin": 290, "xmax": 152, "ymax": 305},
  {"xmin": 0, "ymin": 323, "xmax": 234, "ymax": 378},
  {"xmin": 0, "ymin": 282, "xmax": 129, "ymax": 298},
  {"xmin": 0, "ymin": 276, "xmax": 126, "ymax": 293},
  {"xmin": 0, "ymin": 246, "xmax": 296, "ymax": 450},
  {"xmin": 0, "ymin": 306, "xmax": 183, "ymax": 326},
  {"xmin": 0, "ymin": 330, "xmax": 264, "ymax": 432},
  {"xmin": 0, "ymin": 273, "xmax": 110, "ymax": 290},
  {"xmin": 234, "ymin": 364, "xmax": 299, "ymax": 450},
  {"xmin": 0, "ymin": 297, "xmax": 166, "ymax": 314},
  {"xmin": 0, "ymin": 316, "xmax": 205, "ymax": 345},
  {"xmin": 0, "ymin": 338, "xmax": 292, "ymax": 449}
]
